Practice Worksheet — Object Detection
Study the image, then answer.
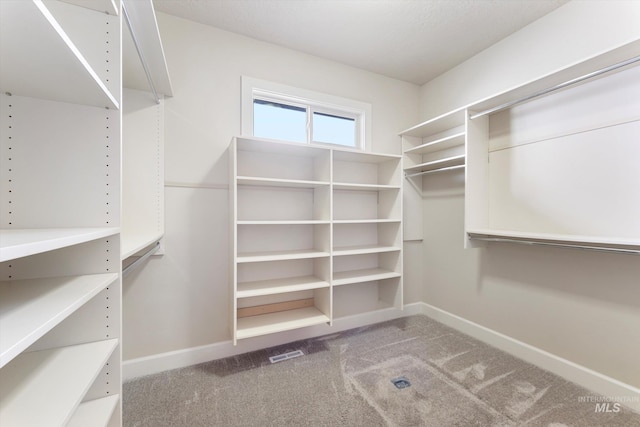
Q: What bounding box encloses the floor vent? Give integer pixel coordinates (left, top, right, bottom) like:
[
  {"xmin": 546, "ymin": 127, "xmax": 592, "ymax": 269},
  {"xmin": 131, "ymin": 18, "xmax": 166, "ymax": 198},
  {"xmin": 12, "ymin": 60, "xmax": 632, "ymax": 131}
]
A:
[
  {"xmin": 269, "ymin": 350, "xmax": 305, "ymax": 364},
  {"xmin": 391, "ymin": 376, "xmax": 411, "ymax": 389}
]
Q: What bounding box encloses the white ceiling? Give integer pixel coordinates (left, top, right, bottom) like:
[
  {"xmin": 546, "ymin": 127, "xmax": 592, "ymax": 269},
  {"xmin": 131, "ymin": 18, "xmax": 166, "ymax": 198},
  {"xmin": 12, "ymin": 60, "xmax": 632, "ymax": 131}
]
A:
[{"xmin": 152, "ymin": 0, "xmax": 569, "ymax": 86}]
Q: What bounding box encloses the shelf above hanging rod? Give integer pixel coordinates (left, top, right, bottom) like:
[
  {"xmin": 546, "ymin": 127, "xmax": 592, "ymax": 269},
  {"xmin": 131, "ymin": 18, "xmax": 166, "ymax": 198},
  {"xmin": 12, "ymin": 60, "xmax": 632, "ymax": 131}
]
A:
[
  {"xmin": 470, "ymin": 54, "xmax": 640, "ymax": 119},
  {"xmin": 123, "ymin": 2, "xmax": 160, "ymax": 104},
  {"xmin": 468, "ymin": 234, "xmax": 640, "ymax": 255},
  {"xmin": 404, "ymin": 164, "xmax": 465, "ymax": 179},
  {"xmin": 122, "ymin": 241, "xmax": 161, "ymax": 277}
]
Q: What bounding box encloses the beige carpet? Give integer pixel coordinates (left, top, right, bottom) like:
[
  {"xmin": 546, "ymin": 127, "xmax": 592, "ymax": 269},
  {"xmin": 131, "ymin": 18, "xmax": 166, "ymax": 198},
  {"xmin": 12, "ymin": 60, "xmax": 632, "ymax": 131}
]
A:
[{"xmin": 123, "ymin": 315, "xmax": 640, "ymax": 426}]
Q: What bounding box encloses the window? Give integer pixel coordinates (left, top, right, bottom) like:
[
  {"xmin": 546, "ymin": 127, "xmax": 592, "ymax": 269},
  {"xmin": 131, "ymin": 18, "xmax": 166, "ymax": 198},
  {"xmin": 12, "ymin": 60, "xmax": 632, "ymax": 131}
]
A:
[{"xmin": 242, "ymin": 77, "xmax": 371, "ymax": 150}]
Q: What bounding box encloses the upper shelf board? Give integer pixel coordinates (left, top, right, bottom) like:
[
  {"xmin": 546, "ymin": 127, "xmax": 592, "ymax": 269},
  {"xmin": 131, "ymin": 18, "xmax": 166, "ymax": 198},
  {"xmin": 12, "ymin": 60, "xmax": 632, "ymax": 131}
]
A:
[
  {"xmin": 0, "ymin": 0, "xmax": 119, "ymax": 109},
  {"xmin": 61, "ymin": 0, "xmax": 118, "ymax": 16},
  {"xmin": 0, "ymin": 228, "xmax": 119, "ymax": 262},
  {"xmin": 399, "ymin": 108, "xmax": 467, "ymax": 138}
]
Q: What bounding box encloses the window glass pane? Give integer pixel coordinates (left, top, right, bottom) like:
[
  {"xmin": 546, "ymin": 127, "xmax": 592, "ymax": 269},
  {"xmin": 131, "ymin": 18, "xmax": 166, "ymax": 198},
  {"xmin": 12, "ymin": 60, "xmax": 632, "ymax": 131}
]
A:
[
  {"xmin": 253, "ymin": 99, "xmax": 307, "ymax": 143},
  {"xmin": 312, "ymin": 112, "xmax": 356, "ymax": 147}
]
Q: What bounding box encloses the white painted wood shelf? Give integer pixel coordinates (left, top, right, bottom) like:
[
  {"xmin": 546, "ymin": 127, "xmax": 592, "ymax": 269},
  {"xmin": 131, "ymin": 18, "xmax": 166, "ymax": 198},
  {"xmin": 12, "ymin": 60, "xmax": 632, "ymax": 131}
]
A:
[
  {"xmin": 0, "ymin": 228, "xmax": 119, "ymax": 263},
  {"xmin": 333, "ymin": 244, "xmax": 401, "ymax": 256},
  {"xmin": 63, "ymin": 0, "xmax": 119, "ymax": 16},
  {"xmin": 0, "ymin": 339, "xmax": 118, "ymax": 427},
  {"xmin": 237, "ymin": 249, "xmax": 331, "ymax": 263},
  {"xmin": 0, "ymin": 0, "xmax": 119, "ymax": 108},
  {"xmin": 404, "ymin": 131, "xmax": 465, "ymax": 155},
  {"xmin": 0, "ymin": 273, "xmax": 118, "ymax": 368},
  {"xmin": 403, "ymin": 154, "xmax": 465, "ymax": 174},
  {"xmin": 231, "ymin": 136, "xmax": 403, "ymax": 343},
  {"xmin": 67, "ymin": 395, "xmax": 120, "ymax": 427},
  {"xmin": 236, "ymin": 307, "xmax": 330, "ymax": 340},
  {"xmin": 333, "ymin": 268, "xmax": 401, "ymax": 286},
  {"xmin": 237, "ymin": 276, "xmax": 330, "ymax": 298}
]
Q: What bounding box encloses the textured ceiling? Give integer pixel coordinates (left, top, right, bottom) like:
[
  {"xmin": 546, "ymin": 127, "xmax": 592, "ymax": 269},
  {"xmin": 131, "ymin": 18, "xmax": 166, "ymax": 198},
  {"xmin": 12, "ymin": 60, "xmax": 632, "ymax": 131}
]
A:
[{"xmin": 152, "ymin": 0, "xmax": 569, "ymax": 85}]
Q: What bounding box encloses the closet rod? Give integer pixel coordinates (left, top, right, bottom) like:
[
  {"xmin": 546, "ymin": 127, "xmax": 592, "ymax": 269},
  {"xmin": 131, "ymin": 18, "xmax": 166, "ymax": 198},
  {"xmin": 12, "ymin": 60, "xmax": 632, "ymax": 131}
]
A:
[
  {"xmin": 122, "ymin": 2, "xmax": 160, "ymax": 104},
  {"xmin": 122, "ymin": 242, "xmax": 161, "ymax": 278},
  {"xmin": 469, "ymin": 235, "xmax": 640, "ymax": 255},
  {"xmin": 469, "ymin": 54, "xmax": 640, "ymax": 119},
  {"xmin": 405, "ymin": 164, "xmax": 465, "ymax": 178}
]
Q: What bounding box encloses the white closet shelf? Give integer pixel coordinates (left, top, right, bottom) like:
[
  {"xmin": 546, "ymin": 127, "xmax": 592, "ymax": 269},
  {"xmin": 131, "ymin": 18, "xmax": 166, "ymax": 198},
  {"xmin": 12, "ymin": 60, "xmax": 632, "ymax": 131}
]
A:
[
  {"xmin": 467, "ymin": 229, "xmax": 640, "ymax": 252},
  {"xmin": 404, "ymin": 132, "xmax": 465, "ymax": 155},
  {"xmin": 0, "ymin": 1, "xmax": 119, "ymax": 109},
  {"xmin": 237, "ymin": 276, "xmax": 330, "ymax": 298},
  {"xmin": 0, "ymin": 339, "xmax": 118, "ymax": 427},
  {"xmin": 333, "ymin": 219, "xmax": 401, "ymax": 224},
  {"xmin": 404, "ymin": 155, "xmax": 465, "ymax": 173},
  {"xmin": 61, "ymin": 0, "xmax": 119, "ymax": 16},
  {"xmin": 333, "ymin": 268, "xmax": 401, "ymax": 286},
  {"xmin": 333, "ymin": 244, "xmax": 401, "ymax": 256},
  {"xmin": 0, "ymin": 273, "xmax": 118, "ymax": 368},
  {"xmin": 237, "ymin": 249, "xmax": 331, "ymax": 263},
  {"xmin": 236, "ymin": 307, "xmax": 329, "ymax": 340},
  {"xmin": 237, "ymin": 220, "xmax": 330, "ymax": 225},
  {"xmin": 0, "ymin": 228, "xmax": 120, "ymax": 262},
  {"xmin": 400, "ymin": 108, "xmax": 466, "ymax": 137},
  {"xmin": 237, "ymin": 176, "xmax": 330, "ymax": 189},
  {"xmin": 121, "ymin": 232, "xmax": 163, "ymax": 260},
  {"xmin": 67, "ymin": 395, "xmax": 120, "ymax": 427},
  {"xmin": 333, "ymin": 150, "xmax": 402, "ymax": 163},
  {"xmin": 236, "ymin": 136, "xmax": 329, "ymax": 158},
  {"xmin": 333, "ymin": 183, "xmax": 401, "ymax": 191}
]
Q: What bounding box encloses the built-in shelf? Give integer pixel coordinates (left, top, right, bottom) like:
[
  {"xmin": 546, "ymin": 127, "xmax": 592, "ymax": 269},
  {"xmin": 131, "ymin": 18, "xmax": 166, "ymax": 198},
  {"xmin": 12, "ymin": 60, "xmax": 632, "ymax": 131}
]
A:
[
  {"xmin": 237, "ymin": 220, "xmax": 331, "ymax": 225},
  {"xmin": 237, "ymin": 249, "xmax": 331, "ymax": 263},
  {"xmin": 333, "ymin": 268, "xmax": 401, "ymax": 286},
  {"xmin": 333, "ymin": 244, "xmax": 401, "ymax": 256},
  {"xmin": 0, "ymin": 228, "xmax": 120, "ymax": 263},
  {"xmin": 231, "ymin": 136, "xmax": 403, "ymax": 343},
  {"xmin": 399, "ymin": 108, "xmax": 466, "ymax": 138},
  {"xmin": 237, "ymin": 276, "xmax": 330, "ymax": 298},
  {"xmin": 236, "ymin": 307, "xmax": 330, "ymax": 340},
  {"xmin": 0, "ymin": 274, "xmax": 118, "ymax": 368},
  {"xmin": 67, "ymin": 395, "xmax": 120, "ymax": 427},
  {"xmin": 121, "ymin": 232, "xmax": 163, "ymax": 260},
  {"xmin": 403, "ymin": 155, "xmax": 465, "ymax": 174},
  {"xmin": 238, "ymin": 176, "xmax": 330, "ymax": 189},
  {"xmin": 0, "ymin": 339, "xmax": 118, "ymax": 427},
  {"xmin": 333, "ymin": 183, "xmax": 400, "ymax": 191},
  {"xmin": 0, "ymin": 1, "xmax": 119, "ymax": 108},
  {"xmin": 404, "ymin": 131, "xmax": 465, "ymax": 155},
  {"xmin": 62, "ymin": 0, "xmax": 119, "ymax": 16}
]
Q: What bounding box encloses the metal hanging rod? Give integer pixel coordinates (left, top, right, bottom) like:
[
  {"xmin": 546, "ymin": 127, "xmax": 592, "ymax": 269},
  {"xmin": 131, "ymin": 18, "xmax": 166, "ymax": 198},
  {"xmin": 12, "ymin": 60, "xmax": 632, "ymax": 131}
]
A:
[
  {"xmin": 469, "ymin": 235, "xmax": 640, "ymax": 255},
  {"xmin": 123, "ymin": 241, "xmax": 161, "ymax": 277},
  {"xmin": 469, "ymin": 54, "xmax": 640, "ymax": 120},
  {"xmin": 122, "ymin": 2, "xmax": 160, "ymax": 104},
  {"xmin": 405, "ymin": 164, "xmax": 465, "ymax": 179}
]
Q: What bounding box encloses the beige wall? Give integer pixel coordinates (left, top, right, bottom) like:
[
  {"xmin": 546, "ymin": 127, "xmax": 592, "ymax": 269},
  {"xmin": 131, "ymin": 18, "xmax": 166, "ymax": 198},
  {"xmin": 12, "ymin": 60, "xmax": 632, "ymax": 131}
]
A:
[
  {"xmin": 419, "ymin": 0, "xmax": 640, "ymax": 387},
  {"xmin": 122, "ymin": 13, "xmax": 420, "ymax": 360}
]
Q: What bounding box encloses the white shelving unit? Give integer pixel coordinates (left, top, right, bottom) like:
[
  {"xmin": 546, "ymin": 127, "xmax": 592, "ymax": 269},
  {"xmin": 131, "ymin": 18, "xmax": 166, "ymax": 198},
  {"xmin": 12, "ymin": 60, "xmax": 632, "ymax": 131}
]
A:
[
  {"xmin": 1, "ymin": 1, "xmax": 123, "ymax": 425},
  {"xmin": 400, "ymin": 39, "xmax": 640, "ymax": 253},
  {"xmin": 230, "ymin": 137, "xmax": 402, "ymax": 344}
]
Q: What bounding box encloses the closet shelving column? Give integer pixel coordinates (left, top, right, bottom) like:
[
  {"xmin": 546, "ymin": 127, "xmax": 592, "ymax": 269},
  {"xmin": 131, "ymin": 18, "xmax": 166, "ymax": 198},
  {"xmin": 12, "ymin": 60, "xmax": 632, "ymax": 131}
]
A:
[
  {"xmin": 0, "ymin": 1, "xmax": 122, "ymax": 426},
  {"xmin": 331, "ymin": 149, "xmax": 403, "ymax": 317},
  {"xmin": 230, "ymin": 137, "xmax": 332, "ymax": 344},
  {"xmin": 400, "ymin": 108, "xmax": 467, "ymax": 177}
]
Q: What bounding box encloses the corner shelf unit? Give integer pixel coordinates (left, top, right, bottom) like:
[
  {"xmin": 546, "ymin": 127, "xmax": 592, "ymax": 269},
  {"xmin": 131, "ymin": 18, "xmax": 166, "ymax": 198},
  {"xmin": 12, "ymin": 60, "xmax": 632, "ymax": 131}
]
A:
[
  {"xmin": 230, "ymin": 137, "xmax": 403, "ymax": 344},
  {"xmin": 1, "ymin": 1, "xmax": 123, "ymax": 425},
  {"xmin": 403, "ymin": 39, "xmax": 640, "ymax": 254},
  {"xmin": 400, "ymin": 108, "xmax": 467, "ymax": 178}
]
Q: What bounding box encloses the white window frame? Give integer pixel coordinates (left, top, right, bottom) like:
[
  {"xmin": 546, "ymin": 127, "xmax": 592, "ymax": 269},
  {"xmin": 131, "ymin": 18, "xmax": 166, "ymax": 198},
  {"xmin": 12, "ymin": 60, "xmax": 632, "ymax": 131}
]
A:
[{"xmin": 242, "ymin": 76, "xmax": 372, "ymax": 151}]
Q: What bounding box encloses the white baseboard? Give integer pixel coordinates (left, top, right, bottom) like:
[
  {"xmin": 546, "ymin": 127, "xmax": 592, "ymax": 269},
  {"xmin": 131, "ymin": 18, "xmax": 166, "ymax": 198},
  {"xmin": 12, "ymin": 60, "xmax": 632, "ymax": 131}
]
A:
[
  {"xmin": 416, "ymin": 302, "xmax": 640, "ymax": 413},
  {"xmin": 123, "ymin": 303, "xmax": 425, "ymax": 381},
  {"xmin": 123, "ymin": 302, "xmax": 639, "ymax": 413}
]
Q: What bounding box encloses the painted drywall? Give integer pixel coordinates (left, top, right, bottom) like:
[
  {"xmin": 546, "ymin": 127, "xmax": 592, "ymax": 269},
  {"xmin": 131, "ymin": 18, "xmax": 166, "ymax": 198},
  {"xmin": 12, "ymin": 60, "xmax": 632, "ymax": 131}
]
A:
[
  {"xmin": 419, "ymin": 0, "xmax": 640, "ymax": 388},
  {"xmin": 122, "ymin": 12, "xmax": 420, "ymax": 360}
]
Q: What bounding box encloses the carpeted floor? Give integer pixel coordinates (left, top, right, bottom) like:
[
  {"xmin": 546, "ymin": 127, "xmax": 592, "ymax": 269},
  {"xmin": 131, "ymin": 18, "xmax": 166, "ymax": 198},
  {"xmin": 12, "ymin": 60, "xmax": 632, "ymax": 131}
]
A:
[{"xmin": 123, "ymin": 315, "xmax": 640, "ymax": 426}]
